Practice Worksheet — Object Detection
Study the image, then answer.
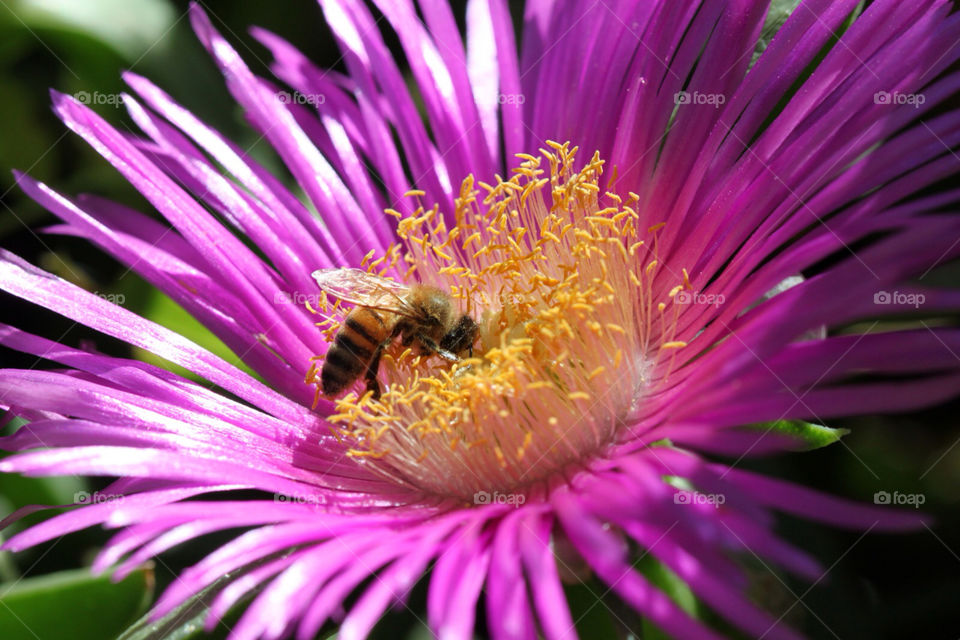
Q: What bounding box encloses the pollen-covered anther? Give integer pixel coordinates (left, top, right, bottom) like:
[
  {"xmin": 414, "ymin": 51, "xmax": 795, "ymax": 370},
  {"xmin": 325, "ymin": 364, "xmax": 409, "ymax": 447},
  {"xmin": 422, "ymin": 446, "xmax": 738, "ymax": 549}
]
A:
[{"xmin": 316, "ymin": 142, "xmax": 690, "ymax": 500}]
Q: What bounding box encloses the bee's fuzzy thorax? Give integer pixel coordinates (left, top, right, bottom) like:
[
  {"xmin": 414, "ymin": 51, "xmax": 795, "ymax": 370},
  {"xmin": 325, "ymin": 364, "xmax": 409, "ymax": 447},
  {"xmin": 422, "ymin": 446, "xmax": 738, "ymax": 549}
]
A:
[{"xmin": 312, "ymin": 142, "xmax": 692, "ymax": 500}]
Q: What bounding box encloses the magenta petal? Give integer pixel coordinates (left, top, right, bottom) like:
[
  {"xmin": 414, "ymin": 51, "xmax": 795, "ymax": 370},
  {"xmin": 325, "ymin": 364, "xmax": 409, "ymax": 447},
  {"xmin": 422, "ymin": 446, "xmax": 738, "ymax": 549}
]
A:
[
  {"xmin": 427, "ymin": 517, "xmax": 491, "ymax": 640},
  {"xmin": 518, "ymin": 513, "xmax": 576, "ymax": 640},
  {"xmin": 721, "ymin": 467, "xmax": 929, "ymax": 532},
  {"xmin": 121, "ymin": 71, "xmax": 343, "ymax": 272},
  {"xmin": 2, "ymin": 486, "xmax": 223, "ymax": 552},
  {"xmin": 203, "ymin": 550, "xmax": 311, "ymax": 632},
  {"xmin": 189, "ymin": 5, "xmax": 395, "ymax": 260},
  {"xmin": 0, "ymin": 251, "xmax": 311, "ymax": 422},
  {"xmin": 335, "ymin": 509, "xmax": 476, "ymax": 639},
  {"xmin": 553, "ymin": 486, "xmax": 725, "ymax": 640},
  {"xmin": 485, "ymin": 509, "xmax": 536, "ymax": 640}
]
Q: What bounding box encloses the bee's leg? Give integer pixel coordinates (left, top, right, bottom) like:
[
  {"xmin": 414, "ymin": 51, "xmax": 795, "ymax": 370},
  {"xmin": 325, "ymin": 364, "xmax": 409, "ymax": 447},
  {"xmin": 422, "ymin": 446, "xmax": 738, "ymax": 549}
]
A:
[
  {"xmin": 363, "ymin": 347, "xmax": 383, "ymax": 399},
  {"xmin": 416, "ymin": 334, "xmax": 458, "ymax": 362},
  {"xmin": 393, "ymin": 319, "xmax": 413, "ymax": 346}
]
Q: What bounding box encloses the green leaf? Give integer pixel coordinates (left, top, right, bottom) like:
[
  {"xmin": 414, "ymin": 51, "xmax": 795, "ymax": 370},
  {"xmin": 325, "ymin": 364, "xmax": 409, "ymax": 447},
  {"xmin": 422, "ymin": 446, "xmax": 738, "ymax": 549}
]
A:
[
  {"xmin": 638, "ymin": 554, "xmax": 698, "ymax": 616},
  {"xmin": 752, "ymin": 0, "xmax": 865, "ymax": 65},
  {"xmin": 1, "ymin": 416, "xmax": 88, "ymax": 543},
  {"xmin": 563, "ymin": 579, "xmax": 620, "ymax": 640},
  {"xmin": 10, "ymin": 0, "xmax": 177, "ymax": 61},
  {"xmin": 117, "ymin": 576, "xmax": 228, "ymax": 640},
  {"xmin": 752, "ymin": 0, "xmax": 803, "ymax": 64},
  {"xmin": 0, "ymin": 441, "xmax": 87, "ymax": 543},
  {"xmin": 749, "ymin": 420, "xmax": 850, "ymax": 451},
  {"xmin": 119, "ymin": 275, "xmax": 259, "ymax": 384},
  {"xmin": 0, "ymin": 75, "xmax": 60, "ymax": 191},
  {"xmin": 563, "ymin": 561, "xmax": 702, "ymax": 640},
  {"xmin": 637, "ymin": 555, "xmax": 699, "ymax": 640},
  {"xmin": 0, "ymin": 566, "xmax": 153, "ymax": 640},
  {"xmin": 0, "ymin": 468, "xmax": 85, "ymax": 511},
  {"xmin": 116, "ymin": 553, "xmax": 288, "ymax": 640},
  {"xmin": 749, "ymin": 0, "xmax": 866, "ymax": 139}
]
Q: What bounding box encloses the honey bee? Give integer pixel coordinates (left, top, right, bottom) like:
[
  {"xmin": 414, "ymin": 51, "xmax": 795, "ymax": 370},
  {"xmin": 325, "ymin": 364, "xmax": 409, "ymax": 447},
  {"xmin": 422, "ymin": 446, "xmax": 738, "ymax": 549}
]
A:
[{"xmin": 312, "ymin": 268, "xmax": 479, "ymax": 399}]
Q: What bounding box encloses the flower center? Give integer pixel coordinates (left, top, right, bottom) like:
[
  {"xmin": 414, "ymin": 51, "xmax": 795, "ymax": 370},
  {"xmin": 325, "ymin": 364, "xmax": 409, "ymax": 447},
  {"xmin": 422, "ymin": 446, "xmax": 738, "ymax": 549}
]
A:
[{"xmin": 310, "ymin": 142, "xmax": 689, "ymax": 501}]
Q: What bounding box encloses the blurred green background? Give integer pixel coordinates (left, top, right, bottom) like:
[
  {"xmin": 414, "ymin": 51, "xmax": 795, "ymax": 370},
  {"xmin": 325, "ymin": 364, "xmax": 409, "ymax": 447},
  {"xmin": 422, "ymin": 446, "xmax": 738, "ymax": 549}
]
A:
[{"xmin": 0, "ymin": 1, "xmax": 959, "ymax": 638}]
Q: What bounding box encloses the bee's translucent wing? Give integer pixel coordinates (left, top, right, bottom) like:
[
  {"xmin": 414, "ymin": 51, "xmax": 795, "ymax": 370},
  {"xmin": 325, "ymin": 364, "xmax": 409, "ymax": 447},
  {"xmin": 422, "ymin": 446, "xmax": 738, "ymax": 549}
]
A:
[{"xmin": 311, "ymin": 268, "xmax": 410, "ymax": 308}]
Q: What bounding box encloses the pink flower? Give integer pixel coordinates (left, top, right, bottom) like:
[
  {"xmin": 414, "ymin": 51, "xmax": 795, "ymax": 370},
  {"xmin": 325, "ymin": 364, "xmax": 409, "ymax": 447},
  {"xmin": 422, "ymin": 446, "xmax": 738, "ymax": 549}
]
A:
[{"xmin": 3, "ymin": 1, "xmax": 960, "ymax": 639}]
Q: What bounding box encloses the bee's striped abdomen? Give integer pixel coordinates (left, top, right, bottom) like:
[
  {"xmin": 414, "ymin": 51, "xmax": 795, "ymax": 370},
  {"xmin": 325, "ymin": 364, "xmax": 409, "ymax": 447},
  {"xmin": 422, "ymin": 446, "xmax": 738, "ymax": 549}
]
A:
[{"xmin": 321, "ymin": 308, "xmax": 387, "ymax": 396}]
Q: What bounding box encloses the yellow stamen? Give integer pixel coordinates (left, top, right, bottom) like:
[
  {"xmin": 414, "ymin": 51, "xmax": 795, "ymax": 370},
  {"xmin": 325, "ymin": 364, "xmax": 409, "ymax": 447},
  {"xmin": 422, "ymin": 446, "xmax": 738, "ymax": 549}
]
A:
[{"xmin": 312, "ymin": 142, "xmax": 691, "ymax": 499}]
